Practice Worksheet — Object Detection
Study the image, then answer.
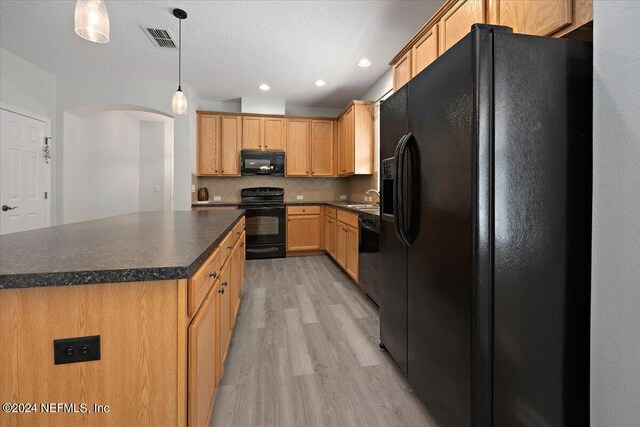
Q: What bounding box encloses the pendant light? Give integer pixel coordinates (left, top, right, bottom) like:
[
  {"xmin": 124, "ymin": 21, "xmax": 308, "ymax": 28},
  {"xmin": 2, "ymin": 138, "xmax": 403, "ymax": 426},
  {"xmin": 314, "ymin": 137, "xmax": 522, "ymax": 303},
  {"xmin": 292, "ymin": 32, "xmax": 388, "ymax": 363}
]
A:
[
  {"xmin": 172, "ymin": 8, "xmax": 188, "ymax": 115},
  {"xmin": 74, "ymin": 0, "xmax": 110, "ymax": 43}
]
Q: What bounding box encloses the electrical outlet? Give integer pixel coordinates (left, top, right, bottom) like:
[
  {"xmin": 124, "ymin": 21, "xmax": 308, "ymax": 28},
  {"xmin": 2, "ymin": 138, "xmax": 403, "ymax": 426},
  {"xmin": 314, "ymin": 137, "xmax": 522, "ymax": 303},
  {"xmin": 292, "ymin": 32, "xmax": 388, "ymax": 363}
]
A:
[
  {"xmin": 340, "ymin": 195, "xmax": 347, "ymax": 200},
  {"xmin": 213, "ymin": 196, "xmax": 221, "ymax": 201},
  {"xmin": 191, "ymin": 184, "xmax": 196, "ymax": 193},
  {"xmin": 296, "ymin": 195, "xmax": 304, "ymax": 200},
  {"xmin": 54, "ymin": 335, "xmax": 100, "ymax": 365},
  {"xmin": 154, "ymin": 185, "xmax": 160, "ymax": 192}
]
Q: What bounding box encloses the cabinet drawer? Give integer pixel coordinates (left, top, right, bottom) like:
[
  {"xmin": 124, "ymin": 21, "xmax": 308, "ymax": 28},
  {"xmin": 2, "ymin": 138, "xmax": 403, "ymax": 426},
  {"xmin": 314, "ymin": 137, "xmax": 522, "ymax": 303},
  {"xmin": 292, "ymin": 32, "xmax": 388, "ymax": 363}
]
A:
[
  {"xmin": 219, "ymin": 230, "xmax": 235, "ymax": 266},
  {"xmin": 326, "ymin": 207, "xmax": 337, "ymax": 219},
  {"xmin": 337, "ymin": 209, "xmax": 359, "ymax": 228},
  {"xmin": 288, "ymin": 205, "xmax": 321, "ymax": 215},
  {"xmin": 188, "ymin": 248, "xmax": 221, "ymax": 317},
  {"xmin": 232, "ymin": 219, "xmax": 244, "ymax": 243}
]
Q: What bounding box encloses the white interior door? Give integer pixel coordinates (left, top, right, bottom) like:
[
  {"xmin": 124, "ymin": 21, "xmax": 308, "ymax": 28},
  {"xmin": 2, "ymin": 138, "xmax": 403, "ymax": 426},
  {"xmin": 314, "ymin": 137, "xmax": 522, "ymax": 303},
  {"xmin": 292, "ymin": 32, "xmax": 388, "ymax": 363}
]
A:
[{"xmin": 1, "ymin": 108, "xmax": 50, "ymax": 234}]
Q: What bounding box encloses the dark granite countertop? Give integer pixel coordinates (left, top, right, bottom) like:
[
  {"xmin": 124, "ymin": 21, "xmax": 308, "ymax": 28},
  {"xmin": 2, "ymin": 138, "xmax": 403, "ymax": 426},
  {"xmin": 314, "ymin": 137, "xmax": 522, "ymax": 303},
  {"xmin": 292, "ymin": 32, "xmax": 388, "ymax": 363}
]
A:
[
  {"xmin": 0, "ymin": 210, "xmax": 244, "ymax": 289},
  {"xmin": 192, "ymin": 200, "xmax": 380, "ymax": 220}
]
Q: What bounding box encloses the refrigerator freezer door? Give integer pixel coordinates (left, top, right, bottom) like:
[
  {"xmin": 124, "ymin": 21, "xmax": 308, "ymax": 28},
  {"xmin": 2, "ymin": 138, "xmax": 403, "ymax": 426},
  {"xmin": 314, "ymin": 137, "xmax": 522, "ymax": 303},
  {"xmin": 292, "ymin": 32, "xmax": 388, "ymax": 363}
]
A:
[
  {"xmin": 379, "ymin": 85, "xmax": 409, "ymax": 373},
  {"xmin": 406, "ymin": 29, "xmax": 475, "ymax": 427}
]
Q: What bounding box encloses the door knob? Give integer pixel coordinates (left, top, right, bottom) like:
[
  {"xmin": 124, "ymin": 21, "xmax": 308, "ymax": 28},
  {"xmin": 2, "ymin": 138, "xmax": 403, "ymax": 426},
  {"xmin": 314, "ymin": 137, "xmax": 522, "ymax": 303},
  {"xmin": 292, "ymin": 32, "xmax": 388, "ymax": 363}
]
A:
[{"xmin": 2, "ymin": 205, "xmax": 17, "ymax": 211}]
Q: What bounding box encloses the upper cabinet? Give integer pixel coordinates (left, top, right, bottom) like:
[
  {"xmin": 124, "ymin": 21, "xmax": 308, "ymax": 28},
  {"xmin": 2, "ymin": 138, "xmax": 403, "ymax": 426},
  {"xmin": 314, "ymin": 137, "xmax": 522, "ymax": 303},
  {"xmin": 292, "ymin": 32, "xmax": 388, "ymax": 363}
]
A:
[
  {"xmin": 242, "ymin": 116, "xmax": 285, "ymax": 151},
  {"xmin": 439, "ymin": 0, "xmax": 486, "ymax": 53},
  {"xmin": 310, "ymin": 120, "xmax": 334, "ymax": 176},
  {"xmin": 285, "ymin": 118, "xmax": 310, "ymax": 176},
  {"xmin": 241, "ymin": 116, "xmax": 263, "ymax": 150},
  {"xmin": 390, "ymin": 0, "xmax": 592, "ymax": 89},
  {"xmin": 412, "ymin": 25, "xmax": 439, "ymax": 77},
  {"xmin": 197, "ymin": 114, "xmax": 241, "ymax": 176},
  {"xmin": 487, "ymin": 0, "xmax": 573, "ymax": 37},
  {"xmin": 263, "ymin": 117, "xmax": 285, "ymax": 151},
  {"xmin": 336, "ymin": 101, "xmax": 374, "ymax": 176}
]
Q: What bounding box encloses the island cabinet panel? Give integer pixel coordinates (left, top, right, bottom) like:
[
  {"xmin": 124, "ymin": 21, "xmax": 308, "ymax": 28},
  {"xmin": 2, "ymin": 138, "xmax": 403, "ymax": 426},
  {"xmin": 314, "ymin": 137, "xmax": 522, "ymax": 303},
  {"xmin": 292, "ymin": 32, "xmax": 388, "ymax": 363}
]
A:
[
  {"xmin": 263, "ymin": 117, "xmax": 285, "ymax": 151},
  {"xmin": 242, "ymin": 116, "xmax": 263, "ymax": 150},
  {"xmin": 439, "ymin": 0, "xmax": 486, "ymax": 54},
  {"xmin": 285, "ymin": 119, "xmax": 311, "ymax": 176},
  {"xmin": 198, "ymin": 114, "xmax": 219, "ymax": 175},
  {"xmin": 488, "ymin": 0, "xmax": 572, "ymax": 37},
  {"xmin": 220, "ymin": 260, "xmax": 232, "ymax": 360},
  {"xmin": 0, "ymin": 280, "xmax": 179, "ymax": 427},
  {"xmin": 311, "ymin": 120, "xmax": 334, "ymax": 176},
  {"xmin": 325, "ymin": 216, "xmax": 336, "ymax": 258},
  {"xmin": 188, "ymin": 281, "xmax": 219, "ymax": 427},
  {"xmin": 335, "ymin": 223, "xmax": 347, "ymax": 268}
]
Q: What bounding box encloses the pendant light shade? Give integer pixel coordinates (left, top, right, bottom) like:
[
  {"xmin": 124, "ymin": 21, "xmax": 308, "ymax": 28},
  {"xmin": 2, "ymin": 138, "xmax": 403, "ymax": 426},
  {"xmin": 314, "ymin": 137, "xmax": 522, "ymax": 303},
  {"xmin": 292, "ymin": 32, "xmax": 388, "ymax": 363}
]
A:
[
  {"xmin": 74, "ymin": 0, "xmax": 110, "ymax": 43},
  {"xmin": 172, "ymin": 88, "xmax": 188, "ymax": 115},
  {"xmin": 172, "ymin": 9, "xmax": 188, "ymax": 115}
]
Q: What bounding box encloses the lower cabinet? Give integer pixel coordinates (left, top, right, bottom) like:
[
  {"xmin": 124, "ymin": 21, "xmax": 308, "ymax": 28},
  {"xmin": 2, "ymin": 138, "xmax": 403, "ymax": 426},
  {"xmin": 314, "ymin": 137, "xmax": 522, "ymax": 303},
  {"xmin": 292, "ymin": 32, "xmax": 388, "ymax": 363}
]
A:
[
  {"xmin": 188, "ymin": 283, "xmax": 220, "ymax": 427},
  {"xmin": 286, "ymin": 206, "xmax": 323, "ymax": 252},
  {"xmin": 326, "ymin": 208, "xmax": 359, "ymax": 283},
  {"xmin": 187, "ymin": 219, "xmax": 245, "ymax": 427}
]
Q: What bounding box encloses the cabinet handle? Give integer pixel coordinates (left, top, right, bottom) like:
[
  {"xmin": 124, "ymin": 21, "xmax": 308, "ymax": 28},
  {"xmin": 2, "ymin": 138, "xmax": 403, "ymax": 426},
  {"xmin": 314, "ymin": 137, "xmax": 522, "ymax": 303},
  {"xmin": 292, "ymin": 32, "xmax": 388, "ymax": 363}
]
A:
[
  {"xmin": 209, "ymin": 271, "xmax": 218, "ymax": 279},
  {"xmin": 218, "ymin": 288, "xmax": 225, "ymax": 294},
  {"xmin": 227, "ymin": 245, "xmax": 233, "ymax": 250},
  {"xmin": 240, "ymin": 243, "xmax": 244, "ymax": 247},
  {"xmin": 222, "ymin": 281, "xmax": 228, "ymax": 287},
  {"xmin": 237, "ymin": 231, "xmax": 241, "ymax": 235}
]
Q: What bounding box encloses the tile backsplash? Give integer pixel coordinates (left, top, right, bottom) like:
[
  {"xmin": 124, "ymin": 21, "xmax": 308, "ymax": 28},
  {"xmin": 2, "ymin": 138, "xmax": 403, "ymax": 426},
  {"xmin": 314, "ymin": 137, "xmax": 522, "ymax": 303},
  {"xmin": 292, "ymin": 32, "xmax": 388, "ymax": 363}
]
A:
[{"xmin": 197, "ymin": 176, "xmax": 351, "ymax": 202}]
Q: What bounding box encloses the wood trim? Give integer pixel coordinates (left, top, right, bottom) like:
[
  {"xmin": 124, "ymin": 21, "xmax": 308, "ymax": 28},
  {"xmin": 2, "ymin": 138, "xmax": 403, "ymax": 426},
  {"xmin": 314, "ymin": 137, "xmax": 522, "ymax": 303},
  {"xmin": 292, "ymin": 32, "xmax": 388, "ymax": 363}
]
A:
[
  {"xmin": 197, "ymin": 110, "xmax": 338, "ymax": 122},
  {"xmin": 286, "ymin": 250, "xmax": 326, "ymax": 257}
]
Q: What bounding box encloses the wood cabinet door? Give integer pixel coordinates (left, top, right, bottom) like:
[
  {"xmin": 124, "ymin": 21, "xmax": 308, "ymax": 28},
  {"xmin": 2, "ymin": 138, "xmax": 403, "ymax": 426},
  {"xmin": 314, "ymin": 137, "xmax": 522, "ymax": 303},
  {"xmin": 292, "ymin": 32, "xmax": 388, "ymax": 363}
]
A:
[
  {"xmin": 188, "ymin": 284, "xmax": 218, "ymax": 427},
  {"xmin": 287, "ymin": 214, "xmax": 321, "ymax": 251},
  {"xmin": 439, "ymin": 0, "xmax": 485, "ymax": 54},
  {"xmin": 344, "ymin": 108, "xmax": 355, "ymax": 175},
  {"xmin": 393, "ymin": 51, "xmax": 412, "ymax": 91},
  {"xmin": 345, "ymin": 225, "xmax": 359, "ymax": 282},
  {"xmin": 285, "ymin": 119, "xmax": 310, "ymax": 176},
  {"xmin": 337, "ymin": 116, "xmax": 346, "ymax": 175},
  {"xmin": 239, "ymin": 231, "xmax": 246, "ymax": 291},
  {"xmin": 335, "ymin": 223, "xmax": 347, "ymax": 268},
  {"xmin": 242, "ymin": 116, "xmax": 263, "ymax": 150},
  {"xmin": 311, "ymin": 120, "xmax": 334, "ymax": 176},
  {"xmin": 412, "ymin": 25, "xmax": 439, "ymax": 77},
  {"xmin": 229, "ymin": 242, "xmax": 239, "ymax": 328},
  {"xmin": 263, "ymin": 117, "xmax": 285, "ymax": 151},
  {"xmin": 489, "ymin": 0, "xmax": 572, "ymax": 36},
  {"xmin": 220, "ymin": 116, "xmax": 241, "ymax": 176},
  {"xmin": 326, "ymin": 218, "xmax": 337, "ymax": 258},
  {"xmin": 219, "ymin": 262, "xmax": 231, "ymax": 361},
  {"xmin": 198, "ymin": 114, "xmax": 219, "ymax": 175}
]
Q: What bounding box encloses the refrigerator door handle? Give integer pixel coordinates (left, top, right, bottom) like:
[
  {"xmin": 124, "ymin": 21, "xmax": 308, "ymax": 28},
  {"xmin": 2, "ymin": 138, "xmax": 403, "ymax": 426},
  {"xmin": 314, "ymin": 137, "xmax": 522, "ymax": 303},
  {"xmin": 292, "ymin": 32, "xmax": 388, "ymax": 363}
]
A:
[
  {"xmin": 395, "ymin": 134, "xmax": 411, "ymax": 246},
  {"xmin": 403, "ymin": 133, "xmax": 420, "ymax": 245},
  {"xmin": 394, "ymin": 134, "xmax": 409, "ymax": 245}
]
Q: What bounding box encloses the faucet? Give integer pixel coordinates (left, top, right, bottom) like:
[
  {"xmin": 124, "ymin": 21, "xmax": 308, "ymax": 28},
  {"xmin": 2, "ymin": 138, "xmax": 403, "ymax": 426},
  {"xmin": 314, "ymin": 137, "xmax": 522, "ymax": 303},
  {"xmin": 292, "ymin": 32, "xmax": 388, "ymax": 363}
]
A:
[{"xmin": 366, "ymin": 189, "xmax": 380, "ymax": 205}]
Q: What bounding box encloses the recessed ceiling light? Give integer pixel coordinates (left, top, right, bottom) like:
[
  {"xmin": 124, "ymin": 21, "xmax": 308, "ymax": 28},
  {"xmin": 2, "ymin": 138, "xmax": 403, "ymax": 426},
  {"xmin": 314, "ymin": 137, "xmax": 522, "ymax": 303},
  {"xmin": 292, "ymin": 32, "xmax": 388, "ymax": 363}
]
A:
[
  {"xmin": 358, "ymin": 58, "xmax": 372, "ymax": 68},
  {"xmin": 259, "ymin": 83, "xmax": 270, "ymax": 91},
  {"xmin": 313, "ymin": 80, "xmax": 326, "ymax": 87}
]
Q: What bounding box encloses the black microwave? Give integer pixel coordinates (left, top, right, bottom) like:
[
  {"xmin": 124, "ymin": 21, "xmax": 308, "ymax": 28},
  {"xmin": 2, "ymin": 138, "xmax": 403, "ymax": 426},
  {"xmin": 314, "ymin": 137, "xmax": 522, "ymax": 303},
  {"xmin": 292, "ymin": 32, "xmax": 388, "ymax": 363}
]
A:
[{"xmin": 240, "ymin": 150, "xmax": 285, "ymax": 176}]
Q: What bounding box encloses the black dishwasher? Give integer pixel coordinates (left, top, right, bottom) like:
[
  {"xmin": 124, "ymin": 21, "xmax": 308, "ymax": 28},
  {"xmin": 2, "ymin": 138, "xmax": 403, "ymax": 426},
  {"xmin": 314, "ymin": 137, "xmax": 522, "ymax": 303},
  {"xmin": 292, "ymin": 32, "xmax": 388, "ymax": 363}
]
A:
[{"xmin": 358, "ymin": 215, "xmax": 380, "ymax": 306}]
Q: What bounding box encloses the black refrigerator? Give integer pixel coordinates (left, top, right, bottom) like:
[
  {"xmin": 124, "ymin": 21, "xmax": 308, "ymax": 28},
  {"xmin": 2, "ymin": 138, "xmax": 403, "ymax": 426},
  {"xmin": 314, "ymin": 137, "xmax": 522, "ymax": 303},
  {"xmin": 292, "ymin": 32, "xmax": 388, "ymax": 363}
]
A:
[{"xmin": 379, "ymin": 25, "xmax": 591, "ymax": 427}]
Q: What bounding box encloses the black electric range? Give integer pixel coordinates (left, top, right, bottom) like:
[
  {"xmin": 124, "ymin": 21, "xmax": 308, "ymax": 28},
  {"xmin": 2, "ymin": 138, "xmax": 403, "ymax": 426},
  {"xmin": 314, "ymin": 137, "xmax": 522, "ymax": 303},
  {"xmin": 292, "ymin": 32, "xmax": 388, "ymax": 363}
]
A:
[{"xmin": 239, "ymin": 187, "xmax": 286, "ymax": 259}]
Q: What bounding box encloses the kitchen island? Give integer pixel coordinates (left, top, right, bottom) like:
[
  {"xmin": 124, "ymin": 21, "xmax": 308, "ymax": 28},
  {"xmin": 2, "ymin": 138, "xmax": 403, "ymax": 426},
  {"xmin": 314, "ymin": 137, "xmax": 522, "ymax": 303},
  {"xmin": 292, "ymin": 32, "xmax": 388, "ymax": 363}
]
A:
[{"xmin": 0, "ymin": 211, "xmax": 246, "ymax": 427}]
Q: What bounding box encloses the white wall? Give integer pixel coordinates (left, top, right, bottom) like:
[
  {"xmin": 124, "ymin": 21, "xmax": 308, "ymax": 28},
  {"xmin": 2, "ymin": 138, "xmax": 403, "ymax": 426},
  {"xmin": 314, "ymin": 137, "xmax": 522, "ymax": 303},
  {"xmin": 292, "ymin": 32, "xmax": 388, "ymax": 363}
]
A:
[
  {"xmin": 591, "ymin": 1, "xmax": 640, "ymax": 426},
  {"xmin": 62, "ymin": 110, "xmax": 140, "ymax": 224},
  {"xmin": 241, "ymin": 97, "xmax": 285, "ymax": 115},
  {"xmin": 360, "ymin": 69, "xmax": 393, "ymax": 101},
  {"xmin": 139, "ymin": 121, "xmax": 166, "ymax": 211},
  {"xmin": 0, "ymin": 47, "xmax": 56, "ymax": 119}
]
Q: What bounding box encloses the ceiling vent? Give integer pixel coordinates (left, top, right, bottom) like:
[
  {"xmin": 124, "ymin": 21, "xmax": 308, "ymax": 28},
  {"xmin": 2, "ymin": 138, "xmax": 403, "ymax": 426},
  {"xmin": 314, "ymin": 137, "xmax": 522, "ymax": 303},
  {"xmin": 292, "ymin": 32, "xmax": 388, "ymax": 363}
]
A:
[{"xmin": 141, "ymin": 26, "xmax": 177, "ymax": 48}]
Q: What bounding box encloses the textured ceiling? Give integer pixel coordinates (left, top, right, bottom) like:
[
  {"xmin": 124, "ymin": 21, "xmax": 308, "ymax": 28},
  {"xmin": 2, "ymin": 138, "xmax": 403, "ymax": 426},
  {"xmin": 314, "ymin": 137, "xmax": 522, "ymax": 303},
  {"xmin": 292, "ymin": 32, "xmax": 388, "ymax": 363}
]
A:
[{"xmin": 0, "ymin": 0, "xmax": 444, "ymax": 108}]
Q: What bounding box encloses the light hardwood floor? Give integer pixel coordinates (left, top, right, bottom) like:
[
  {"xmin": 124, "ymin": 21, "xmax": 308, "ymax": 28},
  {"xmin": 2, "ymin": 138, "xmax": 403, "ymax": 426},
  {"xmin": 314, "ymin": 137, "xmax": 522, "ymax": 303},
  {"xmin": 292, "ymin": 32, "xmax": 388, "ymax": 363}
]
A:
[{"xmin": 211, "ymin": 256, "xmax": 437, "ymax": 427}]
